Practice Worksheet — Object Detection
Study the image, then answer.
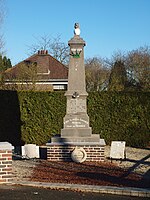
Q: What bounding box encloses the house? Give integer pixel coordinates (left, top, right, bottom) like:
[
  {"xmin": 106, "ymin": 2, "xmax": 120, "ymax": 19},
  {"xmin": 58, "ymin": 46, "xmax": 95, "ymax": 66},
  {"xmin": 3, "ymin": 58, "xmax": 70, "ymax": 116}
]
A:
[{"xmin": 3, "ymin": 50, "xmax": 68, "ymax": 91}]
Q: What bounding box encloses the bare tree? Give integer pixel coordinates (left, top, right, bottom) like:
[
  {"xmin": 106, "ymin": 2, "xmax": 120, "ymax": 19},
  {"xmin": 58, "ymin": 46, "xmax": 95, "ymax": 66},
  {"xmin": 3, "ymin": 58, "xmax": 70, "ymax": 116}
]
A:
[
  {"xmin": 105, "ymin": 48, "xmax": 150, "ymax": 91},
  {"xmin": 27, "ymin": 34, "xmax": 69, "ymax": 65},
  {"xmin": 28, "ymin": 34, "xmax": 52, "ymax": 54},
  {"xmin": 2, "ymin": 62, "xmax": 38, "ymax": 90},
  {"xmin": 50, "ymin": 36, "xmax": 69, "ymax": 65},
  {"xmin": 2, "ymin": 62, "xmax": 54, "ymax": 91},
  {"xmin": 126, "ymin": 46, "xmax": 150, "ymax": 91},
  {"xmin": 85, "ymin": 57, "xmax": 110, "ymax": 91},
  {"xmin": 0, "ymin": 0, "xmax": 6, "ymax": 54}
]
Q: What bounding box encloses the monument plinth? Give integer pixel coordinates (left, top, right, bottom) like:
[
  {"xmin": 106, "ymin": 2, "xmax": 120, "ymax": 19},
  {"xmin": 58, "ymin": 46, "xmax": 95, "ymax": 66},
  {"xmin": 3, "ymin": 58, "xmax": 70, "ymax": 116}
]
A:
[{"xmin": 47, "ymin": 23, "xmax": 105, "ymax": 162}]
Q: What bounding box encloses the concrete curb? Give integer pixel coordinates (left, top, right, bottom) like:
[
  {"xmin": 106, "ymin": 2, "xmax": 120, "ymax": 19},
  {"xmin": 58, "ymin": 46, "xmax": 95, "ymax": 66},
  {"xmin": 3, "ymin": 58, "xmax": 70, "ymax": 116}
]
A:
[{"xmin": 12, "ymin": 181, "xmax": 150, "ymax": 198}]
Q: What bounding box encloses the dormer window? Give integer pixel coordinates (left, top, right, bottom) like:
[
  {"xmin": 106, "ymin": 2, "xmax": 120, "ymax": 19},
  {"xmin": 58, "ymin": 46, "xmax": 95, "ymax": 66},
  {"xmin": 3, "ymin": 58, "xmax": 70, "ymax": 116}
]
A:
[{"xmin": 37, "ymin": 69, "xmax": 50, "ymax": 75}]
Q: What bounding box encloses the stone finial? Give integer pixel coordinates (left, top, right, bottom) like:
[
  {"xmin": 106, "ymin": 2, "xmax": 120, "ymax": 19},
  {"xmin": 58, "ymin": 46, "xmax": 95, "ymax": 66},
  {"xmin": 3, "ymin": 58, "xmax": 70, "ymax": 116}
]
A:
[{"xmin": 74, "ymin": 23, "xmax": 80, "ymax": 36}]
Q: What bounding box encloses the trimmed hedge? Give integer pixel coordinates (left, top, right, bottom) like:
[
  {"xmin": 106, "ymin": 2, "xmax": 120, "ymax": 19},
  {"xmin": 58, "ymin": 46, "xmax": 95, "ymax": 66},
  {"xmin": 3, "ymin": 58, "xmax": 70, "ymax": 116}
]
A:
[
  {"xmin": 88, "ymin": 92, "xmax": 150, "ymax": 148},
  {"xmin": 0, "ymin": 91, "xmax": 149, "ymax": 147},
  {"xmin": 19, "ymin": 91, "xmax": 66, "ymax": 145}
]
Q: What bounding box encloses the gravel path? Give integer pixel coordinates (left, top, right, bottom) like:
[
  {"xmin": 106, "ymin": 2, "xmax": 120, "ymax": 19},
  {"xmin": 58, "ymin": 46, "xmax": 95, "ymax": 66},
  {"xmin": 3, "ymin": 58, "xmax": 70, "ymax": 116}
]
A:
[
  {"xmin": 12, "ymin": 146, "xmax": 150, "ymax": 182},
  {"xmin": 12, "ymin": 159, "xmax": 38, "ymax": 182}
]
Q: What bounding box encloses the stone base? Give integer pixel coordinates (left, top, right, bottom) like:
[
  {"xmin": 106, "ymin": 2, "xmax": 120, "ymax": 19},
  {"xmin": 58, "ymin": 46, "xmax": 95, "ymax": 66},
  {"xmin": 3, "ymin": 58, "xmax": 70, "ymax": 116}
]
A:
[
  {"xmin": 51, "ymin": 134, "xmax": 101, "ymax": 143},
  {"xmin": 46, "ymin": 140, "xmax": 105, "ymax": 162},
  {"xmin": 61, "ymin": 127, "xmax": 92, "ymax": 137}
]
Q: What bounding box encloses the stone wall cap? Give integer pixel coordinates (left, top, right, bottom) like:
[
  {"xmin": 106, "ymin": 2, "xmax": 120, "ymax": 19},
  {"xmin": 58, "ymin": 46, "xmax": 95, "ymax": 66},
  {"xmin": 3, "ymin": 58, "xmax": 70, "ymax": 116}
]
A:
[{"xmin": 0, "ymin": 142, "xmax": 14, "ymax": 150}]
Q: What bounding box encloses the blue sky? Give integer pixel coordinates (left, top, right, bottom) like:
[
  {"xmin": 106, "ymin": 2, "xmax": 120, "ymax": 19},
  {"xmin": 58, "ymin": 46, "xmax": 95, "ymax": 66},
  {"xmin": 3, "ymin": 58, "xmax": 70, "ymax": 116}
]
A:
[{"xmin": 3, "ymin": 0, "xmax": 150, "ymax": 65}]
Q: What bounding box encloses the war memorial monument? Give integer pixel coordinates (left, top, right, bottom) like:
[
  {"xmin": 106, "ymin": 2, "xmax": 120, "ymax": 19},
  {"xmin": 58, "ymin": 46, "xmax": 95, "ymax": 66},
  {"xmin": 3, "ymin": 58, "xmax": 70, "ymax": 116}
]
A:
[{"xmin": 47, "ymin": 23, "xmax": 105, "ymax": 163}]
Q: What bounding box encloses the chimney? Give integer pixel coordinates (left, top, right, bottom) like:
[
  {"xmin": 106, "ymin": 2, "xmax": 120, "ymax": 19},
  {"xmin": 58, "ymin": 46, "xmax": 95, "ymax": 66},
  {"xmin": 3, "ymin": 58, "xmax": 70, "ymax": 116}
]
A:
[{"xmin": 37, "ymin": 50, "xmax": 48, "ymax": 55}]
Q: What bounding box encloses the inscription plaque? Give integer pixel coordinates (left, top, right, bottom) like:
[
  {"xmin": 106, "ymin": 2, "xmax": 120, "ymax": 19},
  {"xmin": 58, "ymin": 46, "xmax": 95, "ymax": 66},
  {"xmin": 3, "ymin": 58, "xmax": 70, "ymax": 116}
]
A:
[
  {"xmin": 67, "ymin": 98, "xmax": 86, "ymax": 114},
  {"xmin": 64, "ymin": 118, "xmax": 88, "ymax": 128}
]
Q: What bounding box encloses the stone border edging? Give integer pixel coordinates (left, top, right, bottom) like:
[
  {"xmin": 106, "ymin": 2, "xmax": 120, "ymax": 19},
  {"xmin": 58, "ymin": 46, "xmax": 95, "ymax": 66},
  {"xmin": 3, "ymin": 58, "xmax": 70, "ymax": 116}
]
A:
[{"xmin": 12, "ymin": 181, "xmax": 150, "ymax": 198}]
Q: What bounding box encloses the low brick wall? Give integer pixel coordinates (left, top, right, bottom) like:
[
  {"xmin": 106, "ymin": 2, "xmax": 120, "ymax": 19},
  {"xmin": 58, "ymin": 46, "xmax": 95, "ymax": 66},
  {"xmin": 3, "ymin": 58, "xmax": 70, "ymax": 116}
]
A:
[
  {"xmin": 47, "ymin": 144, "xmax": 105, "ymax": 162},
  {"xmin": 0, "ymin": 142, "xmax": 14, "ymax": 184}
]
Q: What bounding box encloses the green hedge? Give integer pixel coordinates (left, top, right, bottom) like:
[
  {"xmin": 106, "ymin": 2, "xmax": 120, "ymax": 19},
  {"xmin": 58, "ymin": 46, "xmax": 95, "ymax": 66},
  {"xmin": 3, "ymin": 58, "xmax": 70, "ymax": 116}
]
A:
[
  {"xmin": 0, "ymin": 91, "xmax": 149, "ymax": 147},
  {"xmin": 88, "ymin": 92, "xmax": 150, "ymax": 147},
  {"xmin": 19, "ymin": 91, "xmax": 66, "ymax": 145}
]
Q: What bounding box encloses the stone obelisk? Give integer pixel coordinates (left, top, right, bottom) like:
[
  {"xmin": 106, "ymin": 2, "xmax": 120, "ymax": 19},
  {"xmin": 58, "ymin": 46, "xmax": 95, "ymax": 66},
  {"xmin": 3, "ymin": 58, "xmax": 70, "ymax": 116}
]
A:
[
  {"xmin": 52, "ymin": 23, "xmax": 100, "ymax": 143},
  {"xmin": 48, "ymin": 24, "xmax": 105, "ymax": 162}
]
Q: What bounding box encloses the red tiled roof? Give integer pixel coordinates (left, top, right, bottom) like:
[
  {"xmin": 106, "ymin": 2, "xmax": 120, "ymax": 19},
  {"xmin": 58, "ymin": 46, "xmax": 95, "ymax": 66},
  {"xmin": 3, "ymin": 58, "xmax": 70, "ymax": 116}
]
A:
[{"xmin": 4, "ymin": 51, "xmax": 68, "ymax": 80}]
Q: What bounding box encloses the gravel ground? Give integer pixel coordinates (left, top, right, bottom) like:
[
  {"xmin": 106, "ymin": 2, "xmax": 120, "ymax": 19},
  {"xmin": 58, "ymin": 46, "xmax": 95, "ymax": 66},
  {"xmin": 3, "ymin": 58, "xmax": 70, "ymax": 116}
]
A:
[
  {"xmin": 12, "ymin": 146, "xmax": 150, "ymax": 183},
  {"xmin": 105, "ymin": 146, "xmax": 150, "ymax": 176}
]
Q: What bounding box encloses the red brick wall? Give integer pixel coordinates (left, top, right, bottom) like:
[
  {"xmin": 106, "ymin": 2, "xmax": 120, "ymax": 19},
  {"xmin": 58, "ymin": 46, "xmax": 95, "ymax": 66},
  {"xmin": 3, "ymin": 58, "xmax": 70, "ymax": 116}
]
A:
[
  {"xmin": 47, "ymin": 145, "xmax": 105, "ymax": 162},
  {"xmin": 0, "ymin": 150, "xmax": 13, "ymax": 183}
]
